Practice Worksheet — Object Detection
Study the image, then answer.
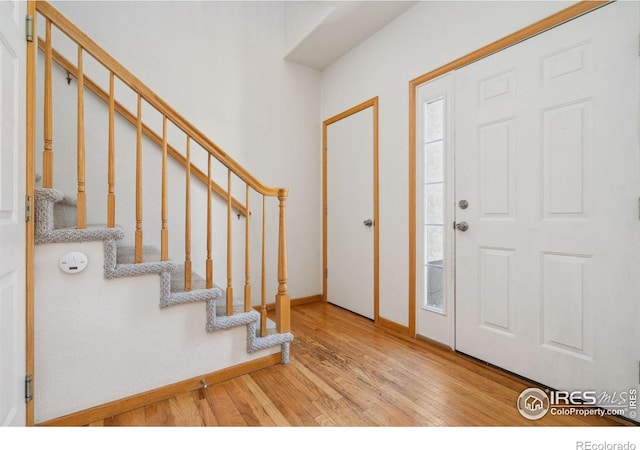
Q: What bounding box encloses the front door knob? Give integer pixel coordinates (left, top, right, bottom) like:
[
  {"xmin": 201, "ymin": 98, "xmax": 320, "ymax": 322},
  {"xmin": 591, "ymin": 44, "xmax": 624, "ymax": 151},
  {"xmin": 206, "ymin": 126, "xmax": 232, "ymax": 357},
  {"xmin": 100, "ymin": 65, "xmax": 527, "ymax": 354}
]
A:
[
  {"xmin": 363, "ymin": 219, "xmax": 373, "ymax": 227},
  {"xmin": 455, "ymin": 221, "xmax": 469, "ymax": 232}
]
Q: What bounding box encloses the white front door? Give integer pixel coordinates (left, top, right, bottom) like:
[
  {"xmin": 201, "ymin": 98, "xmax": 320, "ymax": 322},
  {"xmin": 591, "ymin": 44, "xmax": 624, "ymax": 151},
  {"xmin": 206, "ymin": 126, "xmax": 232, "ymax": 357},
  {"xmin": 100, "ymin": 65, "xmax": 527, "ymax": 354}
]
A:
[
  {"xmin": 0, "ymin": 0, "xmax": 27, "ymax": 427},
  {"xmin": 326, "ymin": 105, "xmax": 375, "ymax": 319},
  {"xmin": 455, "ymin": 1, "xmax": 640, "ymax": 414}
]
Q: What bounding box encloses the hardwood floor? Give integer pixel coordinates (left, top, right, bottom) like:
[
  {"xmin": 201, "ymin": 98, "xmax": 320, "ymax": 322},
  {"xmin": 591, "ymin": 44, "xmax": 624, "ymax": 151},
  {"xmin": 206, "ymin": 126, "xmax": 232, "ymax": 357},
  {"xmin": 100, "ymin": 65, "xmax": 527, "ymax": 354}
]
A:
[{"xmin": 88, "ymin": 302, "xmax": 630, "ymax": 427}]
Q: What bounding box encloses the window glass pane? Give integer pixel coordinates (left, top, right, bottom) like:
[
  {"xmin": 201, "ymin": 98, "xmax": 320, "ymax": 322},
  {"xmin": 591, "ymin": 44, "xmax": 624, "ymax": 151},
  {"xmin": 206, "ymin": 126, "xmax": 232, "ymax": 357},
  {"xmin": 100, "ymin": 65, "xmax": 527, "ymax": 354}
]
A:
[
  {"xmin": 425, "ymin": 183, "xmax": 443, "ymax": 225},
  {"xmin": 425, "ymin": 141, "xmax": 444, "ymax": 183},
  {"xmin": 425, "ymin": 225, "xmax": 443, "ymax": 263},
  {"xmin": 425, "ymin": 99, "xmax": 444, "ymax": 142},
  {"xmin": 425, "ymin": 265, "xmax": 444, "ymax": 310}
]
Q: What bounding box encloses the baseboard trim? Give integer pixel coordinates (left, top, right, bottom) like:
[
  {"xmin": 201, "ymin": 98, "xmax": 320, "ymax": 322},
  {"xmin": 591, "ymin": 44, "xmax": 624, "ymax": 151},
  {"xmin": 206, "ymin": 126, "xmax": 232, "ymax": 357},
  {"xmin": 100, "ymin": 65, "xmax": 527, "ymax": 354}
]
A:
[
  {"xmin": 257, "ymin": 294, "xmax": 323, "ymax": 312},
  {"xmin": 377, "ymin": 316, "xmax": 409, "ymax": 336},
  {"xmin": 37, "ymin": 353, "xmax": 282, "ymax": 427},
  {"xmin": 291, "ymin": 294, "xmax": 323, "ymax": 307}
]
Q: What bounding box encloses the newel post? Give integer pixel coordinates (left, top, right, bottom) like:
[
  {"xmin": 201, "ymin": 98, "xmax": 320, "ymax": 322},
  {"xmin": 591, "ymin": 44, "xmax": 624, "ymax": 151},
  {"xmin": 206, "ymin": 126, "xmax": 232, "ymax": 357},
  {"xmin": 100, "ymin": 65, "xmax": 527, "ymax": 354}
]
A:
[{"xmin": 275, "ymin": 188, "xmax": 291, "ymax": 333}]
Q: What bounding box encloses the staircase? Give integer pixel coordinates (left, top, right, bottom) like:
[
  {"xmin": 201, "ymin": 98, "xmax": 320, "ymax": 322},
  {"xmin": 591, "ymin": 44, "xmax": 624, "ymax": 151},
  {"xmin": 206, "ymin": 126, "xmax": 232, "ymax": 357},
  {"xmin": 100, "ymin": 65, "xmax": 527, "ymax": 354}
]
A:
[
  {"xmin": 35, "ymin": 187, "xmax": 293, "ymax": 350},
  {"xmin": 30, "ymin": 1, "xmax": 293, "ymax": 424}
]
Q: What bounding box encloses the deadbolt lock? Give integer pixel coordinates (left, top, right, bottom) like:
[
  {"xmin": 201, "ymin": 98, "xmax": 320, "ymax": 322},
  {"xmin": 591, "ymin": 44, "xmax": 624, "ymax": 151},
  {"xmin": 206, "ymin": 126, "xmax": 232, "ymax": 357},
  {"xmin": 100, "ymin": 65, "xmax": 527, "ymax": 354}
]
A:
[{"xmin": 458, "ymin": 200, "xmax": 469, "ymax": 209}]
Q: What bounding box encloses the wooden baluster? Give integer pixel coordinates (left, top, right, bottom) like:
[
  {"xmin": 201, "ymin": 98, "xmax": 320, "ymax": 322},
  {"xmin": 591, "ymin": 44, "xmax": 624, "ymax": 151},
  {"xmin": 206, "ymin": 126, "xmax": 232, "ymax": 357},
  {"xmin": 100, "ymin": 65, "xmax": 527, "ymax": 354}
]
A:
[
  {"xmin": 43, "ymin": 19, "xmax": 53, "ymax": 188},
  {"xmin": 76, "ymin": 45, "xmax": 86, "ymax": 229},
  {"xmin": 275, "ymin": 189, "xmax": 290, "ymax": 333},
  {"xmin": 226, "ymin": 169, "xmax": 233, "ymax": 316},
  {"xmin": 107, "ymin": 72, "xmax": 116, "ymax": 228},
  {"xmin": 135, "ymin": 95, "xmax": 143, "ymax": 263},
  {"xmin": 206, "ymin": 154, "xmax": 213, "ymax": 288},
  {"xmin": 184, "ymin": 137, "xmax": 192, "ymax": 291},
  {"xmin": 244, "ymin": 185, "xmax": 251, "ymax": 312},
  {"xmin": 161, "ymin": 116, "xmax": 168, "ymax": 261},
  {"xmin": 260, "ymin": 195, "xmax": 267, "ymax": 337}
]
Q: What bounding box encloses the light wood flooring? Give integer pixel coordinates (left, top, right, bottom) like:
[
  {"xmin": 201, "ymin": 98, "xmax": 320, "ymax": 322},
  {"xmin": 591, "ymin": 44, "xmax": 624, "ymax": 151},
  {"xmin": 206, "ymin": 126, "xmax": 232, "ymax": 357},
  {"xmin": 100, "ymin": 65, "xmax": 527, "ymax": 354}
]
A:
[{"xmin": 88, "ymin": 302, "xmax": 631, "ymax": 427}]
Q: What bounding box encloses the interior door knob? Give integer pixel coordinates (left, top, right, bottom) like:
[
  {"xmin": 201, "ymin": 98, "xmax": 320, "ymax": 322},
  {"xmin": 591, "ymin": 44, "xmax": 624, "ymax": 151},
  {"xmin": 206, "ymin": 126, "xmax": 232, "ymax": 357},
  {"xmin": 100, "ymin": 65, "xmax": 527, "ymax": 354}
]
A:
[
  {"xmin": 455, "ymin": 221, "xmax": 469, "ymax": 232},
  {"xmin": 363, "ymin": 219, "xmax": 373, "ymax": 227}
]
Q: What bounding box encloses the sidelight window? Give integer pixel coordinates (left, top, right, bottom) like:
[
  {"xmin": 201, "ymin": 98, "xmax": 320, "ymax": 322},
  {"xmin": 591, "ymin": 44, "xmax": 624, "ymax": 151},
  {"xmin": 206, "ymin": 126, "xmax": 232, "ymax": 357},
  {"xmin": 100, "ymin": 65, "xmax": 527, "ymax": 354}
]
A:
[{"xmin": 422, "ymin": 98, "xmax": 445, "ymax": 312}]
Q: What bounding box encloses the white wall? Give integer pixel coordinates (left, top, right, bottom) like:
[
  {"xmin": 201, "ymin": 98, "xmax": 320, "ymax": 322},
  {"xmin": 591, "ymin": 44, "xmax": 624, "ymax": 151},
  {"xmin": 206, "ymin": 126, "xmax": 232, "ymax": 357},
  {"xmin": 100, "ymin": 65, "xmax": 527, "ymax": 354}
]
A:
[
  {"xmin": 34, "ymin": 241, "xmax": 279, "ymax": 423},
  {"xmin": 321, "ymin": 1, "xmax": 575, "ymax": 326},
  {"xmin": 42, "ymin": 0, "xmax": 322, "ymax": 300}
]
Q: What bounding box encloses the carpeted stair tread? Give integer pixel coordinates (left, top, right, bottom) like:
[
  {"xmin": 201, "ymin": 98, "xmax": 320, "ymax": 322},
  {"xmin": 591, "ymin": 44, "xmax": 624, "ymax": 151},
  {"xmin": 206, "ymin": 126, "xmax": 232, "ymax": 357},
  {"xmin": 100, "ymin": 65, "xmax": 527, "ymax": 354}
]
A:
[
  {"xmin": 35, "ymin": 187, "xmax": 125, "ymax": 244},
  {"xmin": 53, "ymin": 195, "xmax": 78, "ymax": 229},
  {"xmin": 261, "ymin": 317, "xmax": 278, "ymax": 336},
  {"xmin": 170, "ymin": 264, "xmax": 209, "ymax": 293},
  {"xmin": 116, "ymin": 245, "xmax": 162, "ymax": 265}
]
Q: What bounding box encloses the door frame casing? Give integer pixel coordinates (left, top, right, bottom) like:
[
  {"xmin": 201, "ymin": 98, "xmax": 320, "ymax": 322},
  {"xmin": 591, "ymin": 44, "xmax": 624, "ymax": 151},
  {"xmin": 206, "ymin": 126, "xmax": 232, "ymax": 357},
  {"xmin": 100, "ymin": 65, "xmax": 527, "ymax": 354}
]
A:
[
  {"xmin": 26, "ymin": 0, "xmax": 36, "ymax": 426},
  {"xmin": 322, "ymin": 97, "xmax": 379, "ymax": 323},
  {"xmin": 407, "ymin": 0, "xmax": 608, "ymax": 337}
]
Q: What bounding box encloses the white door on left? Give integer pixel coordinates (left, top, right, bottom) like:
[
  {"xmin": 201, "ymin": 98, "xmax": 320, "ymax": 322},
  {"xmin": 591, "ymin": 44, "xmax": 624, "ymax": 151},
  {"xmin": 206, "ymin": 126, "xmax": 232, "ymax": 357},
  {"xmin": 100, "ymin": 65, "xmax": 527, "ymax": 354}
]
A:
[
  {"xmin": 326, "ymin": 106, "xmax": 375, "ymax": 319},
  {"xmin": 0, "ymin": 0, "xmax": 27, "ymax": 427}
]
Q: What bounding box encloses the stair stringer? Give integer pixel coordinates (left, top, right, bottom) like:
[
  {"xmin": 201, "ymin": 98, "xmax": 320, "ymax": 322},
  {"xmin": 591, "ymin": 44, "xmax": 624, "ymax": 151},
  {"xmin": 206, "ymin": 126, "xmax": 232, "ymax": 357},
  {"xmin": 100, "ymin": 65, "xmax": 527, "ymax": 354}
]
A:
[{"xmin": 204, "ymin": 302, "xmax": 294, "ymax": 363}]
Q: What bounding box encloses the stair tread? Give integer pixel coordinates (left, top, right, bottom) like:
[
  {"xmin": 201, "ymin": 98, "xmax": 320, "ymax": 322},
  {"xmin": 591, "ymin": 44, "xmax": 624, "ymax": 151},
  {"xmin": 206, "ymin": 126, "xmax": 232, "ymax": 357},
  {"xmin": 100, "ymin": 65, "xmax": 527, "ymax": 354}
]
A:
[
  {"xmin": 116, "ymin": 245, "xmax": 162, "ymax": 264},
  {"xmin": 171, "ymin": 264, "xmax": 209, "ymax": 292}
]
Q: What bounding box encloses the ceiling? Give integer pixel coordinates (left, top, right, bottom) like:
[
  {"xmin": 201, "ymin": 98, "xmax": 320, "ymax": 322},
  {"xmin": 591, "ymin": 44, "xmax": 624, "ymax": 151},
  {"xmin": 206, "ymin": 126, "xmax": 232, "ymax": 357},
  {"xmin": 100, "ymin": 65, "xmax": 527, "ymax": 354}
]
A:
[{"xmin": 284, "ymin": 1, "xmax": 418, "ymax": 70}]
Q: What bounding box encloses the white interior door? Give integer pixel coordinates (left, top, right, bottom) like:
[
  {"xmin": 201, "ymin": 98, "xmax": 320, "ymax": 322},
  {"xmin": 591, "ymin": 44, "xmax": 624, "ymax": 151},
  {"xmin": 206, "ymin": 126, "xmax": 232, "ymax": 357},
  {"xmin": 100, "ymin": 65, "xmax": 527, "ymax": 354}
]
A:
[
  {"xmin": 0, "ymin": 0, "xmax": 27, "ymax": 427},
  {"xmin": 326, "ymin": 106, "xmax": 374, "ymax": 319},
  {"xmin": 454, "ymin": 1, "xmax": 640, "ymax": 414}
]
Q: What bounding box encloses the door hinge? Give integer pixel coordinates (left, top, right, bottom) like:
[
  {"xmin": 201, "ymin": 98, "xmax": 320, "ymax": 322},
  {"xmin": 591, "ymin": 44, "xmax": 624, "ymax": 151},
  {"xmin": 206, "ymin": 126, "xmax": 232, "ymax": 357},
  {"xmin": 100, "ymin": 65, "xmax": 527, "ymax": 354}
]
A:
[
  {"xmin": 25, "ymin": 375, "xmax": 33, "ymax": 403},
  {"xmin": 325, "ymin": 269, "xmax": 328, "ymax": 278},
  {"xmin": 25, "ymin": 195, "xmax": 32, "ymax": 222},
  {"xmin": 324, "ymin": 205, "xmax": 328, "ymax": 214},
  {"xmin": 25, "ymin": 15, "xmax": 33, "ymax": 42}
]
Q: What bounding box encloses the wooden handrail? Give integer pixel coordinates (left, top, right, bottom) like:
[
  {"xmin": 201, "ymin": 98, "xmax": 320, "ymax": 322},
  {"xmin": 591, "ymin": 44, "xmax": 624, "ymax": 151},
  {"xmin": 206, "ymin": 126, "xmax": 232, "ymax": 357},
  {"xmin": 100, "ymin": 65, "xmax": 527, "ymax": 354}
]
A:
[
  {"xmin": 38, "ymin": 38, "xmax": 248, "ymax": 217},
  {"xmin": 36, "ymin": 1, "xmax": 283, "ymax": 198}
]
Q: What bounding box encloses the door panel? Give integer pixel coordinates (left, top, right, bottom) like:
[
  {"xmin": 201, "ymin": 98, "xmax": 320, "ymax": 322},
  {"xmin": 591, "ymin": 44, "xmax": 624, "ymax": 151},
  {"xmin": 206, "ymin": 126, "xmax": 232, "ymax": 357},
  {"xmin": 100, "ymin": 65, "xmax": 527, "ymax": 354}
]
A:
[
  {"xmin": 455, "ymin": 1, "xmax": 640, "ymax": 413},
  {"xmin": 0, "ymin": 0, "xmax": 26, "ymax": 427},
  {"xmin": 326, "ymin": 107, "xmax": 374, "ymax": 319}
]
